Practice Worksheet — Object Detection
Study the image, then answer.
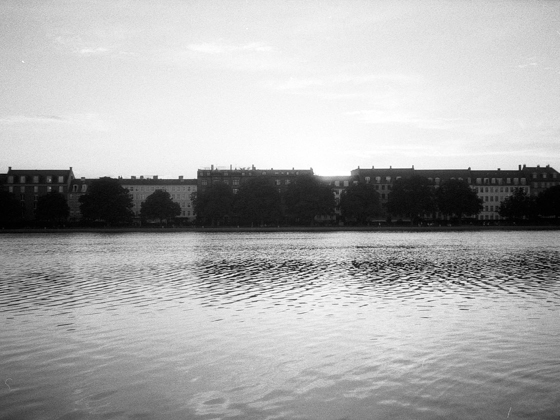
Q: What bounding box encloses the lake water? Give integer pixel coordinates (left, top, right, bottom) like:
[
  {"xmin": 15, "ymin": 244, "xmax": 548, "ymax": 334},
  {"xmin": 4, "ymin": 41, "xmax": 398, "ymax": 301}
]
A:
[{"xmin": 1, "ymin": 231, "xmax": 559, "ymax": 420}]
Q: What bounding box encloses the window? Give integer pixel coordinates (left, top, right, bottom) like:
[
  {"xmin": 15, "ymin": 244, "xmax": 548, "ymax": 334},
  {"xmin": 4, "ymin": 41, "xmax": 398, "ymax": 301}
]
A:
[
  {"xmin": 20, "ymin": 176, "xmax": 26, "ymax": 183},
  {"xmin": 81, "ymin": 185, "xmax": 87, "ymax": 192},
  {"xmin": 59, "ymin": 186, "xmax": 64, "ymax": 193},
  {"xmin": 8, "ymin": 176, "xmax": 14, "ymax": 183},
  {"xmin": 365, "ymin": 177, "xmax": 370, "ymax": 183},
  {"xmin": 233, "ymin": 179, "xmax": 239, "ymax": 186},
  {"xmin": 201, "ymin": 180, "xmax": 208, "ymax": 186},
  {"xmin": 33, "ymin": 176, "xmax": 39, "ymax": 183},
  {"xmin": 20, "ymin": 186, "xmax": 25, "ymax": 193},
  {"xmin": 47, "ymin": 186, "xmax": 52, "ymax": 192},
  {"xmin": 58, "ymin": 176, "xmax": 64, "ymax": 183},
  {"xmin": 344, "ymin": 181, "xmax": 349, "ymax": 187},
  {"xmin": 34, "ymin": 186, "xmax": 39, "ymax": 193}
]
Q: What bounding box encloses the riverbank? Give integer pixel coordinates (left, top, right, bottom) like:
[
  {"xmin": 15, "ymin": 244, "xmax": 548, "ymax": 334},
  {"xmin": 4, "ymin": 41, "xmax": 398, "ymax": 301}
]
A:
[{"xmin": 2, "ymin": 225, "xmax": 560, "ymax": 233}]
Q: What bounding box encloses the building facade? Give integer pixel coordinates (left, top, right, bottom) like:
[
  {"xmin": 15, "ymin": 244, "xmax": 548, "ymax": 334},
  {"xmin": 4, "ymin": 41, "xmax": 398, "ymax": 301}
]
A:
[
  {"xmin": 196, "ymin": 165, "xmax": 314, "ymax": 194},
  {"xmin": 352, "ymin": 164, "xmax": 560, "ymax": 221},
  {"xmin": 120, "ymin": 176, "xmax": 197, "ymax": 223},
  {"xmin": 2, "ymin": 167, "xmax": 75, "ymax": 221}
]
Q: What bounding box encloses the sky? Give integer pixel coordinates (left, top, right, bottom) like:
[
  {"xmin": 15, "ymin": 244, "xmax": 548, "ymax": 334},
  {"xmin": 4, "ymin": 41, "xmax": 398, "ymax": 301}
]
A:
[{"xmin": 1, "ymin": 0, "xmax": 559, "ymax": 179}]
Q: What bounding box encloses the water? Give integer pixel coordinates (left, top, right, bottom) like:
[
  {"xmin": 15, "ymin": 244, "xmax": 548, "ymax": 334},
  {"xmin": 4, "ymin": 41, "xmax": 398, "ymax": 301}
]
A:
[{"xmin": 1, "ymin": 231, "xmax": 559, "ymax": 420}]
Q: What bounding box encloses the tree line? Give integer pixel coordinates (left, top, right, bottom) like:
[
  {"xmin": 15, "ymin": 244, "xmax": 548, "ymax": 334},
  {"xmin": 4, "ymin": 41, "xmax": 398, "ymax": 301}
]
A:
[
  {"xmin": 1, "ymin": 175, "xmax": 559, "ymax": 227},
  {"xmin": 194, "ymin": 175, "xmax": 560, "ymax": 226}
]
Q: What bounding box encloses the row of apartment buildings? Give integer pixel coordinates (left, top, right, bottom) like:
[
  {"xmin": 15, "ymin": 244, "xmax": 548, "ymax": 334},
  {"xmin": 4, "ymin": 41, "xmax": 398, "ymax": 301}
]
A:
[{"xmin": 1, "ymin": 164, "xmax": 559, "ymax": 223}]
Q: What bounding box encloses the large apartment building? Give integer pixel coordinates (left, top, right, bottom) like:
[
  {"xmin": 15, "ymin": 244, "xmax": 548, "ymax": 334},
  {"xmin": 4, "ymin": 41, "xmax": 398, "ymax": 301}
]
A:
[
  {"xmin": 352, "ymin": 164, "xmax": 559, "ymax": 221},
  {"xmin": 120, "ymin": 176, "xmax": 197, "ymax": 222},
  {"xmin": 196, "ymin": 165, "xmax": 314, "ymax": 194},
  {"xmin": 2, "ymin": 167, "xmax": 75, "ymax": 220},
  {"xmin": 66, "ymin": 176, "xmax": 197, "ymax": 223}
]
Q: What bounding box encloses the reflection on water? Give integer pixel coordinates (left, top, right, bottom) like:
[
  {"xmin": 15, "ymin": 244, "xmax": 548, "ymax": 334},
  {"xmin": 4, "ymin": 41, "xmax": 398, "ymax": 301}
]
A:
[{"xmin": 1, "ymin": 231, "xmax": 559, "ymax": 420}]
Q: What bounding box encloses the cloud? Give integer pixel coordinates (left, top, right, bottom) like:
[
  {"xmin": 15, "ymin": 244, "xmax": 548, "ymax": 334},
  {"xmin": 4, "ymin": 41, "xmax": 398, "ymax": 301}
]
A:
[
  {"xmin": 264, "ymin": 73, "xmax": 422, "ymax": 93},
  {"xmin": 187, "ymin": 42, "xmax": 274, "ymax": 55},
  {"xmin": 345, "ymin": 109, "xmax": 463, "ymax": 130},
  {"xmin": 53, "ymin": 34, "xmax": 112, "ymax": 56},
  {"xmin": 163, "ymin": 41, "xmax": 293, "ymax": 72},
  {"xmin": 0, "ymin": 114, "xmax": 110, "ymax": 131}
]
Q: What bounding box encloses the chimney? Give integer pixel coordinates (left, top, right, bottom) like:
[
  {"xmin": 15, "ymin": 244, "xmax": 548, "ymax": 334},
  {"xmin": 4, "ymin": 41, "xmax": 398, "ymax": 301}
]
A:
[
  {"xmin": 412, "ymin": 165, "xmax": 414, "ymax": 170},
  {"xmin": 81, "ymin": 177, "xmax": 85, "ymax": 181},
  {"xmin": 154, "ymin": 175, "xmax": 158, "ymax": 180},
  {"xmin": 179, "ymin": 175, "xmax": 183, "ymax": 180},
  {"xmin": 518, "ymin": 165, "xmax": 521, "ymax": 171},
  {"xmin": 230, "ymin": 164, "xmax": 232, "ymax": 170},
  {"xmin": 140, "ymin": 176, "xmax": 144, "ymax": 179},
  {"xmin": 132, "ymin": 176, "xmax": 136, "ymax": 180},
  {"xmin": 211, "ymin": 164, "xmax": 214, "ymax": 171}
]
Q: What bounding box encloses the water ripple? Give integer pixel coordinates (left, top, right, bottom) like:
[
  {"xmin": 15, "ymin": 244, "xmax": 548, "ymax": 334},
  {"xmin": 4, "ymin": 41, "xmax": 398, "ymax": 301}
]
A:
[{"xmin": 1, "ymin": 231, "xmax": 559, "ymax": 420}]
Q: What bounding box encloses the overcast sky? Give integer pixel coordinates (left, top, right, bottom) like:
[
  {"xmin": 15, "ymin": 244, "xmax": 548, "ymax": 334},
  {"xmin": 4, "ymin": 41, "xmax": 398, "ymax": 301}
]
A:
[{"xmin": 1, "ymin": 0, "xmax": 559, "ymax": 178}]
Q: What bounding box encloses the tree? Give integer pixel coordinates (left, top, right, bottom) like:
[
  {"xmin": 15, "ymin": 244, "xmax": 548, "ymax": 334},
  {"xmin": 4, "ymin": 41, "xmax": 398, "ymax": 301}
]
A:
[
  {"xmin": 283, "ymin": 175, "xmax": 335, "ymax": 225},
  {"xmin": 537, "ymin": 185, "xmax": 560, "ymax": 220},
  {"xmin": 194, "ymin": 182, "xmax": 234, "ymax": 226},
  {"xmin": 436, "ymin": 179, "xmax": 482, "ymax": 223},
  {"xmin": 387, "ymin": 176, "xmax": 436, "ymax": 224},
  {"xmin": 234, "ymin": 176, "xmax": 282, "ymax": 226},
  {"xmin": 140, "ymin": 189, "xmax": 181, "ymax": 225},
  {"xmin": 0, "ymin": 190, "xmax": 22, "ymax": 226},
  {"xmin": 79, "ymin": 177, "xmax": 133, "ymax": 225},
  {"xmin": 340, "ymin": 183, "xmax": 381, "ymax": 224},
  {"xmin": 35, "ymin": 191, "xmax": 69, "ymax": 224},
  {"xmin": 498, "ymin": 188, "xmax": 536, "ymax": 222}
]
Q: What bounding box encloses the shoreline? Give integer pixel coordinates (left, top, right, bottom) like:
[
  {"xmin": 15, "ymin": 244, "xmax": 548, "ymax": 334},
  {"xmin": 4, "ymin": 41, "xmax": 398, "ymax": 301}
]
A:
[{"xmin": 1, "ymin": 225, "xmax": 559, "ymax": 234}]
